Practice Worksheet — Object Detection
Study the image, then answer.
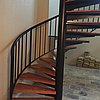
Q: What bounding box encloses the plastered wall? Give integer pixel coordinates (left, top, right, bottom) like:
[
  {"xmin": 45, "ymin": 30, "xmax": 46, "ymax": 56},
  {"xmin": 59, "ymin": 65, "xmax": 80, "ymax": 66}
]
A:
[{"xmin": 0, "ymin": 0, "xmax": 49, "ymax": 99}]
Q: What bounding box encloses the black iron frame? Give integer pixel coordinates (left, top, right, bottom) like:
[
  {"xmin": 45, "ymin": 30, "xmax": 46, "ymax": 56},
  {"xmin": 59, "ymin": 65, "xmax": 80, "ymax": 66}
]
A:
[
  {"xmin": 10, "ymin": 1, "xmax": 100, "ymax": 100},
  {"xmin": 55, "ymin": 0, "xmax": 66, "ymax": 100},
  {"xmin": 10, "ymin": 15, "xmax": 59, "ymax": 100}
]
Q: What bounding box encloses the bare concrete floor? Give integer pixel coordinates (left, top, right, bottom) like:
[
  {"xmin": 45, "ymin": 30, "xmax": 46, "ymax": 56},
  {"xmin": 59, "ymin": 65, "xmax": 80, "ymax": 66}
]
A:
[{"xmin": 63, "ymin": 64, "xmax": 100, "ymax": 100}]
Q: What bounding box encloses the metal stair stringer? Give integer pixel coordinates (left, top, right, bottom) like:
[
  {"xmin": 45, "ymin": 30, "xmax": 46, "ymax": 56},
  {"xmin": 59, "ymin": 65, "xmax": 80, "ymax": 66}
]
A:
[
  {"xmin": 56, "ymin": 0, "xmax": 100, "ymax": 100},
  {"xmin": 10, "ymin": 0, "xmax": 100, "ymax": 100}
]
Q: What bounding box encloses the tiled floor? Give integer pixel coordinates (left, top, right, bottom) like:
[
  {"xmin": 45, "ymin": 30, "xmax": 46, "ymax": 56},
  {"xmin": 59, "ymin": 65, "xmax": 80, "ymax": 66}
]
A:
[{"xmin": 63, "ymin": 64, "xmax": 100, "ymax": 100}]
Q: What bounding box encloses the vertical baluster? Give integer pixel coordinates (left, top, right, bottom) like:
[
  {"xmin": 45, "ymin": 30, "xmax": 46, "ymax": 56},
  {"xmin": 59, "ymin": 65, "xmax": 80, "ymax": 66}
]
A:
[
  {"xmin": 34, "ymin": 28, "xmax": 37, "ymax": 59},
  {"xmin": 97, "ymin": 10, "xmax": 100, "ymax": 22},
  {"xmin": 44, "ymin": 23, "xmax": 47, "ymax": 54},
  {"xmin": 49, "ymin": 21, "xmax": 52, "ymax": 51},
  {"xmin": 87, "ymin": 6, "xmax": 90, "ymax": 32},
  {"xmin": 93, "ymin": 5, "xmax": 95, "ymax": 22},
  {"xmin": 99, "ymin": 4, "xmax": 100, "ymax": 9},
  {"xmin": 97, "ymin": 17, "xmax": 100, "ymax": 22},
  {"xmin": 14, "ymin": 45, "xmax": 17, "ymax": 80},
  {"xmin": 39, "ymin": 25, "xmax": 41, "ymax": 57},
  {"xmin": 54, "ymin": 18, "xmax": 57, "ymax": 49},
  {"xmin": 25, "ymin": 33, "xmax": 27, "ymax": 67},
  {"xmin": 91, "ymin": 5, "xmax": 95, "ymax": 32},
  {"xmin": 10, "ymin": 46, "xmax": 15, "ymax": 99},
  {"xmin": 97, "ymin": 4, "xmax": 100, "ymax": 23},
  {"xmin": 21, "ymin": 36, "xmax": 23, "ymax": 72},
  {"xmin": 17, "ymin": 40, "xmax": 20, "ymax": 76},
  {"xmin": 29, "ymin": 30, "xmax": 32, "ymax": 64},
  {"xmin": 76, "ymin": 8, "xmax": 80, "ymax": 32},
  {"xmin": 82, "ymin": 7, "xmax": 85, "ymax": 32}
]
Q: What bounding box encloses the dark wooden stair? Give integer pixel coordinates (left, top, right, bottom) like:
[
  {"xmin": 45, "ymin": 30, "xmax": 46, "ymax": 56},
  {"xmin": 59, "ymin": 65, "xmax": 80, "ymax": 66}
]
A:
[
  {"xmin": 19, "ymin": 72, "xmax": 55, "ymax": 85},
  {"xmin": 65, "ymin": 0, "xmax": 100, "ymax": 10},
  {"xmin": 65, "ymin": 30, "xmax": 100, "ymax": 38},
  {"xmin": 28, "ymin": 65, "xmax": 55, "ymax": 77},
  {"xmin": 13, "ymin": 98, "xmax": 54, "ymax": 100},
  {"xmin": 64, "ymin": 45, "xmax": 77, "ymax": 52},
  {"xmin": 39, "ymin": 58, "xmax": 56, "ymax": 68},
  {"xmin": 67, "ymin": 10, "xmax": 100, "ymax": 20},
  {"xmin": 11, "ymin": 0, "xmax": 100, "ymax": 100},
  {"xmin": 12, "ymin": 57, "xmax": 56, "ymax": 100},
  {"xmin": 67, "ymin": 22, "xmax": 100, "ymax": 29},
  {"xmin": 65, "ymin": 39, "xmax": 89, "ymax": 46},
  {"xmin": 14, "ymin": 83, "xmax": 56, "ymax": 95}
]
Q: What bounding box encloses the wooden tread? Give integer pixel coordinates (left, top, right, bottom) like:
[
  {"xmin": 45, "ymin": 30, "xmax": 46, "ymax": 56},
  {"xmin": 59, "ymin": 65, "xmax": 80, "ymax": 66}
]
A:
[
  {"xmin": 65, "ymin": 0, "xmax": 100, "ymax": 10},
  {"xmin": 65, "ymin": 39, "xmax": 89, "ymax": 46},
  {"xmin": 40, "ymin": 58, "xmax": 56, "ymax": 67},
  {"xmin": 67, "ymin": 22, "xmax": 100, "ymax": 29},
  {"xmin": 13, "ymin": 98, "xmax": 54, "ymax": 100},
  {"xmin": 64, "ymin": 45, "xmax": 77, "ymax": 52},
  {"xmin": 29, "ymin": 65, "xmax": 55, "ymax": 77},
  {"xmin": 67, "ymin": 10, "xmax": 100, "ymax": 15},
  {"xmin": 14, "ymin": 83, "xmax": 56, "ymax": 95},
  {"xmin": 66, "ymin": 10, "xmax": 100, "ymax": 20},
  {"xmin": 65, "ymin": 30, "xmax": 100, "ymax": 38},
  {"xmin": 66, "ymin": 39, "xmax": 89, "ymax": 43},
  {"xmin": 19, "ymin": 72, "xmax": 55, "ymax": 85}
]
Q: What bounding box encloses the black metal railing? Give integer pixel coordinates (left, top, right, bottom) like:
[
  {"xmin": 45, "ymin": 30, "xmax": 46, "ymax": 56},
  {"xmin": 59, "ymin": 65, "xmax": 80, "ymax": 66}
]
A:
[
  {"xmin": 68, "ymin": 4, "xmax": 100, "ymax": 33},
  {"xmin": 66, "ymin": 3, "xmax": 100, "ymax": 41},
  {"xmin": 10, "ymin": 1, "xmax": 100, "ymax": 100},
  {"xmin": 56, "ymin": 1, "xmax": 100, "ymax": 100},
  {"xmin": 10, "ymin": 15, "xmax": 59, "ymax": 99},
  {"xmin": 56, "ymin": 0, "xmax": 66, "ymax": 100}
]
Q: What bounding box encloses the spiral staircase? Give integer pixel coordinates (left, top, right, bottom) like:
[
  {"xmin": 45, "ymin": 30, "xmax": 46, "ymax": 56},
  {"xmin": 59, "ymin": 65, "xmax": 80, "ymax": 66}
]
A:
[{"xmin": 10, "ymin": 0, "xmax": 100, "ymax": 100}]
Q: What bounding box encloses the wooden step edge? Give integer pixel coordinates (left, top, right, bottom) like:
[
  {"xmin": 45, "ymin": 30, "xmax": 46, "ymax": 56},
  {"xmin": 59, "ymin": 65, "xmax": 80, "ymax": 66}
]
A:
[
  {"xmin": 66, "ymin": 30, "xmax": 100, "ymax": 36},
  {"xmin": 14, "ymin": 83, "xmax": 56, "ymax": 95},
  {"xmin": 65, "ymin": 40, "xmax": 89, "ymax": 46},
  {"xmin": 65, "ymin": 0, "xmax": 74, "ymax": 3},
  {"xmin": 66, "ymin": 30, "xmax": 92, "ymax": 33},
  {"xmin": 65, "ymin": 0, "xmax": 100, "ymax": 5},
  {"xmin": 28, "ymin": 65, "xmax": 55, "ymax": 77},
  {"xmin": 65, "ymin": 45, "xmax": 77, "ymax": 49},
  {"xmin": 28, "ymin": 64, "xmax": 55, "ymax": 70},
  {"xmin": 67, "ymin": 22, "xmax": 100, "ymax": 25},
  {"xmin": 12, "ymin": 98, "xmax": 54, "ymax": 100},
  {"xmin": 65, "ymin": 0, "xmax": 100, "ymax": 11},
  {"xmin": 66, "ymin": 39, "xmax": 90, "ymax": 43},
  {"xmin": 66, "ymin": 10, "xmax": 100, "ymax": 13},
  {"xmin": 65, "ymin": 46, "xmax": 77, "ymax": 52},
  {"xmin": 39, "ymin": 58, "xmax": 56, "ymax": 67},
  {"xmin": 19, "ymin": 73, "xmax": 55, "ymax": 85}
]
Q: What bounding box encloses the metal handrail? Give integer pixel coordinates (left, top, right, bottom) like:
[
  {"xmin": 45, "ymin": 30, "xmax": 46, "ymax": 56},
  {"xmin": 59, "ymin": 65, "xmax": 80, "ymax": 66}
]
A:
[{"xmin": 10, "ymin": 15, "xmax": 59, "ymax": 99}]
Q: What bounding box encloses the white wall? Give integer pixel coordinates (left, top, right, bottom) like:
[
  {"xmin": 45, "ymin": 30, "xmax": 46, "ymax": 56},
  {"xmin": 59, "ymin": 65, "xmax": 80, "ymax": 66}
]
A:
[
  {"xmin": 0, "ymin": 0, "xmax": 38, "ymax": 52},
  {"xmin": 49, "ymin": 0, "xmax": 60, "ymax": 18},
  {"xmin": 0, "ymin": 0, "xmax": 36, "ymax": 99},
  {"xmin": 36, "ymin": 0, "xmax": 49, "ymax": 23},
  {"xmin": 0, "ymin": 0, "xmax": 49, "ymax": 99}
]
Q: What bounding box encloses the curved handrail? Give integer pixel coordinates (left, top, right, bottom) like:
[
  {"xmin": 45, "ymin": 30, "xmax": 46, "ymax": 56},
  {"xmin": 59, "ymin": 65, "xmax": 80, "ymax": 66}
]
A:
[
  {"xmin": 10, "ymin": 15, "xmax": 59, "ymax": 99},
  {"xmin": 11, "ymin": 15, "xmax": 59, "ymax": 47}
]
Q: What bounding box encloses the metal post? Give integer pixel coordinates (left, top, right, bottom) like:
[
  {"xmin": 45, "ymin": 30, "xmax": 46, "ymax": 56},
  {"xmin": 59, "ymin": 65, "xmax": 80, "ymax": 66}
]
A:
[
  {"xmin": 10, "ymin": 47, "xmax": 14, "ymax": 100},
  {"xmin": 55, "ymin": 0, "xmax": 66, "ymax": 100}
]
